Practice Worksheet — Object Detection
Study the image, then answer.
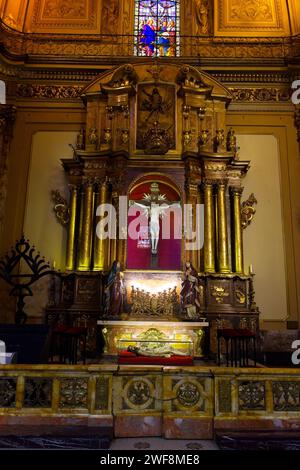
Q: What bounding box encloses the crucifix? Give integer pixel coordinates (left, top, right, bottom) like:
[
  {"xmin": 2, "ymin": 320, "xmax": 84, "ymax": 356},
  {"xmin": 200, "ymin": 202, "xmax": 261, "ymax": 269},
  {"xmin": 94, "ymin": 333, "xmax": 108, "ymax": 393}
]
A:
[{"xmin": 130, "ymin": 182, "xmax": 180, "ymax": 259}]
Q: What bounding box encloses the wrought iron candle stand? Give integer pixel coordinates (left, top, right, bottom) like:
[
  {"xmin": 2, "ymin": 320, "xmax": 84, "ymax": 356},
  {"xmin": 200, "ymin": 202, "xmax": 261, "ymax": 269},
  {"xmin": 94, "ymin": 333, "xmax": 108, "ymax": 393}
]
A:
[{"xmin": 0, "ymin": 236, "xmax": 58, "ymax": 324}]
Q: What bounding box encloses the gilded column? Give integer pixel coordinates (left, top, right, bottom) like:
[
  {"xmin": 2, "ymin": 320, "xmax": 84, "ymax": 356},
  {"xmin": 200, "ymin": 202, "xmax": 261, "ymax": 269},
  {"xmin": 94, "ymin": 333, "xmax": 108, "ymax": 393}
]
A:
[
  {"xmin": 203, "ymin": 181, "xmax": 215, "ymax": 273},
  {"xmin": 110, "ymin": 192, "xmax": 118, "ymax": 265},
  {"xmin": 93, "ymin": 181, "xmax": 109, "ymax": 270},
  {"xmin": 217, "ymin": 181, "xmax": 230, "ymax": 273},
  {"xmin": 77, "ymin": 182, "xmax": 94, "ymax": 271},
  {"xmin": 117, "ymin": 222, "xmax": 126, "ymax": 269},
  {"xmin": 231, "ymin": 187, "xmax": 244, "ymax": 274},
  {"xmin": 65, "ymin": 185, "xmax": 78, "ymax": 271},
  {"xmin": 76, "ymin": 185, "xmax": 85, "ymax": 269},
  {"xmin": 186, "ymin": 182, "xmax": 200, "ymax": 271},
  {"xmin": 110, "ymin": 156, "xmax": 127, "ymax": 268}
]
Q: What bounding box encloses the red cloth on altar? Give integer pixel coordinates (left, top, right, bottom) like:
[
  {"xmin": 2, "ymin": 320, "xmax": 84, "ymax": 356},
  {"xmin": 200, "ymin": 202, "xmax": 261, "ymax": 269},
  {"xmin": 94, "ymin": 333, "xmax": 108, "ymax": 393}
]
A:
[{"xmin": 118, "ymin": 350, "xmax": 193, "ymax": 365}]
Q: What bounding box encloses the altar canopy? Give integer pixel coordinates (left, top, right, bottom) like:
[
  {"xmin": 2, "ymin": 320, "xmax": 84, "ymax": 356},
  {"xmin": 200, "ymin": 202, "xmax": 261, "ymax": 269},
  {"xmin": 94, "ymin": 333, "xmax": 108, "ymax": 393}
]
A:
[{"xmin": 134, "ymin": 0, "xmax": 180, "ymax": 57}]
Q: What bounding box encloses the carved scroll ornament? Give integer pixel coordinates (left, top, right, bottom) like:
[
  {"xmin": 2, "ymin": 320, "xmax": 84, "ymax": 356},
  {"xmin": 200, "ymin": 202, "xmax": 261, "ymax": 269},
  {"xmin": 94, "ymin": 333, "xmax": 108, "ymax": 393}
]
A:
[
  {"xmin": 241, "ymin": 193, "xmax": 257, "ymax": 229},
  {"xmin": 143, "ymin": 121, "xmax": 172, "ymax": 155},
  {"xmin": 51, "ymin": 190, "xmax": 70, "ymax": 226}
]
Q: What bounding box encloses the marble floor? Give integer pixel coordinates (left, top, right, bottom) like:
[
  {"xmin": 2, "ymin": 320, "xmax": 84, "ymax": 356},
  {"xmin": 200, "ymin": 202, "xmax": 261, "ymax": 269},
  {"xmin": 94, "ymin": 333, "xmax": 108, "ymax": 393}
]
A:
[{"xmin": 109, "ymin": 438, "xmax": 219, "ymax": 450}]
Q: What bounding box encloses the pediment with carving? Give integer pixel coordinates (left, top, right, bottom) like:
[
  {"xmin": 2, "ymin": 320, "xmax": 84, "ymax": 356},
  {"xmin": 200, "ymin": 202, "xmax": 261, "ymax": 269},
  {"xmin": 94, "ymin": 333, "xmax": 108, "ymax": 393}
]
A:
[{"xmin": 80, "ymin": 62, "xmax": 232, "ymax": 157}]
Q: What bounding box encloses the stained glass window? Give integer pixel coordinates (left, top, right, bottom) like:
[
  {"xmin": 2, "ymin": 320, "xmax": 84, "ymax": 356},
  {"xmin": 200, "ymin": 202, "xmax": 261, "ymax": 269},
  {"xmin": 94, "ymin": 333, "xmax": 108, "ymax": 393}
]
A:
[{"xmin": 134, "ymin": 1, "xmax": 180, "ymax": 57}]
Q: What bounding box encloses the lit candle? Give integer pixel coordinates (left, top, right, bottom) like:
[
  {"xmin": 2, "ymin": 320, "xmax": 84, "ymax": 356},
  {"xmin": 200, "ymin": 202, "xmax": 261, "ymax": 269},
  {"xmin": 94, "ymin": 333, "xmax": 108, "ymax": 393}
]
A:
[
  {"xmin": 52, "ymin": 260, "xmax": 56, "ymax": 270},
  {"xmin": 249, "ymin": 264, "xmax": 253, "ymax": 275}
]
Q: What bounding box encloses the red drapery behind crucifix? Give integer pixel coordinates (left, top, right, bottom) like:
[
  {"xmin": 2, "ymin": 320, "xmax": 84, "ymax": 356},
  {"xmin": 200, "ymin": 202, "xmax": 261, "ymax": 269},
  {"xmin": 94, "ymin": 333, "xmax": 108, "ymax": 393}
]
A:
[{"xmin": 127, "ymin": 178, "xmax": 181, "ymax": 270}]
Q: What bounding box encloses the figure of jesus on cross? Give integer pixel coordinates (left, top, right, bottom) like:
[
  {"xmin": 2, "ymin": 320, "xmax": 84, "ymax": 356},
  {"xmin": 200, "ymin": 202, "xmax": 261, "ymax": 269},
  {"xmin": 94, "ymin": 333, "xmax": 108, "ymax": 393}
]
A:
[{"xmin": 130, "ymin": 182, "xmax": 181, "ymax": 256}]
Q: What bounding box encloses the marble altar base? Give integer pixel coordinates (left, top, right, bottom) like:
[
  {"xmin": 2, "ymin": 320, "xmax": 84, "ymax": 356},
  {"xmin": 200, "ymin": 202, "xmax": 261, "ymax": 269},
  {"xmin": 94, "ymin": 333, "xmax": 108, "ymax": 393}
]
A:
[{"xmin": 97, "ymin": 320, "xmax": 209, "ymax": 357}]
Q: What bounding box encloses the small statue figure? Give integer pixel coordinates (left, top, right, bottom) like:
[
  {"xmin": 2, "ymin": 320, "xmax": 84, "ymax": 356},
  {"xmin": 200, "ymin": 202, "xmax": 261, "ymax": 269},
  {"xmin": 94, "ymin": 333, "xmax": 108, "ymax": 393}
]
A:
[
  {"xmin": 101, "ymin": 0, "xmax": 120, "ymax": 35},
  {"xmin": 88, "ymin": 128, "xmax": 98, "ymax": 148},
  {"xmin": 121, "ymin": 129, "xmax": 129, "ymax": 145},
  {"xmin": 180, "ymin": 261, "xmax": 201, "ymax": 318},
  {"xmin": 183, "ymin": 130, "xmax": 192, "ymax": 147},
  {"xmin": 76, "ymin": 128, "xmax": 85, "ymax": 150},
  {"xmin": 104, "ymin": 128, "xmax": 112, "ymax": 145},
  {"xmin": 214, "ymin": 129, "xmax": 225, "ymax": 152},
  {"xmin": 226, "ymin": 127, "xmax": 237, "ymax": 153},
  {"xmin": 199, "ymin": 129, "xmax": 209, "ymax": 146},
  {"xmin": 195, "ymin": 0, "xmax": 210, "ymax": 35},
  {"xmin": 104, "ymin": 260, "xmax": 125, "ymax": 317},
  {"xmin": 216, "ymin": 129, "xmax": 225, "ymax": 145}
]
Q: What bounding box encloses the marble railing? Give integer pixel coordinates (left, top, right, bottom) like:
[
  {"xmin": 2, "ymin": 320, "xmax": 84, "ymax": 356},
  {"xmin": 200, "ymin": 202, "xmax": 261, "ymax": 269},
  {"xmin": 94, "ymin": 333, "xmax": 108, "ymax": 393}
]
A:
[
  {"xmin": 0, "ymin": 20, "xmax": 299, "ymax": 61},
  {"xmin": 0, "ymin": 365, "xmax": 300, "ymax": 438}
]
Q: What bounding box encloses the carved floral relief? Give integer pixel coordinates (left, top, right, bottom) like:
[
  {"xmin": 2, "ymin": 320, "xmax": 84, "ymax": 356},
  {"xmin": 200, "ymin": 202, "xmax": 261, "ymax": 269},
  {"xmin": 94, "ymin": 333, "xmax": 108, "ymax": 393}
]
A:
[
  {"xmin": 229, "ymin": 0, "xmax": 274, "ymax": 22},
  {"xmin": 216, "ymin": 0, "xmax": 288, "ymax": 36},
  {"xmin": 31, "ymin": 0, "xmax": 97, "ymax": 31},
  {"xmin": 42, "ymin": 0, "xmax": 87, "ymax": 19}
]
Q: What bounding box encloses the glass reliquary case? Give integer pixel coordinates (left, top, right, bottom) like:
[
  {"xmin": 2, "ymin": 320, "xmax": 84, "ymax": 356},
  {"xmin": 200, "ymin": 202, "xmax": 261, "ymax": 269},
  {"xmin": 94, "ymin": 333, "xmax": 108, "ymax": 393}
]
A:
[{"xmin": 117, "ymin": 338, "xmax": 193, "ymax": 358}]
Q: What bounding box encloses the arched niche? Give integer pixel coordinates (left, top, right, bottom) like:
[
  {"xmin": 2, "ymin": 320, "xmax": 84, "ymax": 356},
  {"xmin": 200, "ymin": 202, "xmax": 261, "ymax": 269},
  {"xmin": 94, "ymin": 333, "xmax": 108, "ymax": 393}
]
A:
[{"xmin": 127, "ymin": 173, "xmax": 182, "ymax": 270}]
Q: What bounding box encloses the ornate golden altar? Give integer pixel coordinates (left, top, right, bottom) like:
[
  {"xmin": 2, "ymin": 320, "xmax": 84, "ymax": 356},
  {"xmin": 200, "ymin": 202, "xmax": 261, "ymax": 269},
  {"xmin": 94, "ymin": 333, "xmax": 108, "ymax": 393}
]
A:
[{"xmin": 45, "ymin": 61, "xmax": 259, "ymax": 356}]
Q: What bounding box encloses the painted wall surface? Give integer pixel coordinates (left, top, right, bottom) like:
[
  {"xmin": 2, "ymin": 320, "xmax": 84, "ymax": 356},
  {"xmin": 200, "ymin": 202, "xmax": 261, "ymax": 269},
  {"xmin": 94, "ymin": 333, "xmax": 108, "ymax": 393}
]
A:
[
  {"xmin": 23, "ymin": 131, "xmax": 76, "ymax": 318},
  {"xmin": 237, "ymin": 134, "xmax": 288, "ymax": 321}
]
